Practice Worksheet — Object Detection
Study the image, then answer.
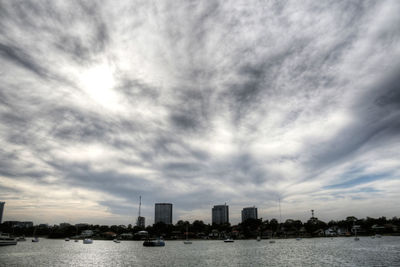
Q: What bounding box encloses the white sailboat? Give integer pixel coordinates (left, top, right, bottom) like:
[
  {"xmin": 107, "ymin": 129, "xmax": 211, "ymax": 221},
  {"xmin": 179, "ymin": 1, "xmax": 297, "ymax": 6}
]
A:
[
  {"xmin": 354, "ymin": 224, "xmax": 360, "ymax": 241},
  {"xmin": 32, "ymin": 227, "xmax": 39, "ymax": 242}
]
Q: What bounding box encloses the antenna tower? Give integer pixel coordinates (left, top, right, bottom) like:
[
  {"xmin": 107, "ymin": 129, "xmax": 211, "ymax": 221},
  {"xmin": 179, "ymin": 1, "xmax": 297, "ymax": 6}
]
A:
[{"xmin": 138, "ymin": 196, "xmax": 142, "ymax": 218}]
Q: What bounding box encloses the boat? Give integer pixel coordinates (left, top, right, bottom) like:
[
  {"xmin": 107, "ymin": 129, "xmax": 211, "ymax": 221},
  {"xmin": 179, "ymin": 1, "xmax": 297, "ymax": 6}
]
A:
[
  {"xmin": 269, "ymin": 240, "xmax": 276, "ymax": 243},
  {"xmin": 83, "ymin": 238, "xmax": 93, "ymax": 244},
  {"xmin": 354, "ymin": 224, "xmax": 360, "ymax": 241},
  {"xmin": 375, "ymin": 234, "xmax": 382, "ymax": 238},
  {"xmin": 257, "ymin": 236, "xmax": 261, "ymax": 241},
  {"xmin": 113, "ymin": 239, "xmax": 120, "ymax": 243},
  {"xmin": 183, "ymin": 225, "xmax": 192, "ymax": 244},
  {"xmin": 32, "ymin": 227, "xmax": 39, "ymax": 242},
  {"xmin": 143, "ymin": 237, "xmax": 165, "ymax": 247},
  {"xmin": 224, "ymin": 238, "xmax": 234, "ymax": 243},
  {"xmin": 65, "ymin": 237, "xmax": 70, "ymax": 241},
  {"xmin": 17, "ymin": 236, "xmax": 26, "ymax": 241},
  {"xmin": 74, "ymin": 239, "xmax": 79, "ymax": 242},
  {"xmin": 0, "ymin": 233, "xmax": 17, "ymax": 246},
  {"xmin": 296, "ymin": 238, "xmax": 301, "ymax": 241}
]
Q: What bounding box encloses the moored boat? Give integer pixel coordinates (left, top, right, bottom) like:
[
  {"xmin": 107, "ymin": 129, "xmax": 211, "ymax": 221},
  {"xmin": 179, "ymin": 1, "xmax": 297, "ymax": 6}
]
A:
[
  {"xmin": 0, "ymin": 233, "xmax": 17, "ymax": 246},
  {"xmin": 183, "ymin": 225, "xmax": 192, "ymax": 244},
  {"xmin": 224, "ymin": 238, "xmax": 234, "ymax": 243},
  {"xmin": 17, "ymin": 236, "xmax": 26, "ymax": 241},
  {"xmin": 143, "ymin": 237, "xmax": 165, "ymax": 247},
  {"xmin": 83, "ymin": 238, "xmax": 93, "ymax": 244}
]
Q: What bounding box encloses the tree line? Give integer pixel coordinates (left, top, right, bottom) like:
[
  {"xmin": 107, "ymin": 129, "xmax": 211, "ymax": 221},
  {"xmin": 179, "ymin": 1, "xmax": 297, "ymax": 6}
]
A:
[{"xmin": 1, "ymin": 216, "xmax": 398, "ymax": 239}]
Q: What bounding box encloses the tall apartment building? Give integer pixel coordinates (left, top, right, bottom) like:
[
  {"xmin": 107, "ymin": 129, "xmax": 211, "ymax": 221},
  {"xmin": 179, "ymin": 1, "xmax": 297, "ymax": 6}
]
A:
[
  {"xmin": 212, "ymin": 204, "xmax": 229, "ymax": 224},
  {"xmin": 241, "ymin": 206, "xmax": 258, "ymax": 222},
  {"xmin": 154, "ymin": 203, "xmax": 173, "ymax": 225}
]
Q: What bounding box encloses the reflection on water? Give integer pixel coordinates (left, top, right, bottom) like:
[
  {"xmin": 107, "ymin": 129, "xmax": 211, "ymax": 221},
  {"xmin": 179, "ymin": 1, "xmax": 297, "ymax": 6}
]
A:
[{"xmin": 1, "ymin": 237, "xmax": 400, "ymax": 266}]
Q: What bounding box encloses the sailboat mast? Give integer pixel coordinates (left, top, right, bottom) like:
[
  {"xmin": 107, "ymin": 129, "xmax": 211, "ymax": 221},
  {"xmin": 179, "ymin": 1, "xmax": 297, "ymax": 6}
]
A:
[{"xmin": 279, "ymin": 198, "xmax": 282, "ymax": 223}]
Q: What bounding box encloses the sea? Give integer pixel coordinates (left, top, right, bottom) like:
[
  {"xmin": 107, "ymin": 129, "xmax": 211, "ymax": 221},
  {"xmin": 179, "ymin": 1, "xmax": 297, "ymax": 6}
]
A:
[{"xmin": 1, "ymin": 237, "xmax": 400, "ymax": 266}]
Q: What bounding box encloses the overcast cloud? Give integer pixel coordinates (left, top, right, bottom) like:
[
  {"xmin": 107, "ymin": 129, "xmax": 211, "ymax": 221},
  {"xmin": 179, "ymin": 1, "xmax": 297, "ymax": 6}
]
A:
[{"xmin": 1, "ymin": 0, "xmax": 400, "ymax": 225}]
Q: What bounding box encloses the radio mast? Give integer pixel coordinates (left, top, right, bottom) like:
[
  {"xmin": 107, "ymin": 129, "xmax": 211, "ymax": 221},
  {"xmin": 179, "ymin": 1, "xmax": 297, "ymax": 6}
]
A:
[{"xmin": 138, "ymin": 196, "xmax": 141, "ymax": 218}]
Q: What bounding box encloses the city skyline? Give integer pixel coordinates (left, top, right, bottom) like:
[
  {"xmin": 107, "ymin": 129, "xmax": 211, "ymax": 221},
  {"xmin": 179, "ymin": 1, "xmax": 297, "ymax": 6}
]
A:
[
  {"xmin": 0, "ymin": 198, "xmax": 397, "ymax": 226},
  {"xmin": 1, "ymin": 1, "xmax": 400, "ymax": 225}
]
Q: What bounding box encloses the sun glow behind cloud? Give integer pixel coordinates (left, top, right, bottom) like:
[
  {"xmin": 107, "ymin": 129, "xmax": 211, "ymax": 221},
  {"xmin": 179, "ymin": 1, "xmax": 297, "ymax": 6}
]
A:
[{"xmin": 78, "ymin": 62, "xmax": 123, "ymax": 112}]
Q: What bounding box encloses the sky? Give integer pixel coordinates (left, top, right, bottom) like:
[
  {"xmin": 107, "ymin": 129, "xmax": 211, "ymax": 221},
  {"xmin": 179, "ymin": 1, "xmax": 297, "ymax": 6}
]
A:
[{"xmin": 1, "ymin": 0, "xmax": 400, "ymax": 226}]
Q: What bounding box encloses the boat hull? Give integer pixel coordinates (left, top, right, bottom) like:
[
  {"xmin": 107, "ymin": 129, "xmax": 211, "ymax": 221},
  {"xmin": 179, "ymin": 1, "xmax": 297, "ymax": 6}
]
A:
[
  {"xmin": 0, "ymin": 241, "xmax": 17, "ymax": 246},
  {"xmin": 143, "ymin": 240, "xmax": 165, "ymax": 247}
]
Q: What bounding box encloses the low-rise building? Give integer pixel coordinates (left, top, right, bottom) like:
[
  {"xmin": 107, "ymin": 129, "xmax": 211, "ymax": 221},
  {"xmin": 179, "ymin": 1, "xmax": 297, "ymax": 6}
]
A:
[{"xmin": 81, "ymin": 230, "xmax": 94, "ymax": 237}]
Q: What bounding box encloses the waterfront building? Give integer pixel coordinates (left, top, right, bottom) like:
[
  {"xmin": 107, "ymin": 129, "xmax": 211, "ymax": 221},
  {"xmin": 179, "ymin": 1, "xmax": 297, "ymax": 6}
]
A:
[
  {"xmin": 0, "ymin": 202, "xmax": 4, "ymax": 224},
  {"xmin": 3, "ymin": 221, "xmax": 19, "ymax": 227},
  {"xmin": 154, "ymin": 203, "xmax": 173, "ymax": 225},
  {"xmin": 17, "ymin": 221, "xmax": 33, "ymax": 228},
  {"xmin": 60, "ymin": 222, "xmax": 71, "ymax": 228},
  {"xmin": 212, "ymin": 204, "xmax": 229, "ymax": 224},
  {"xmin": 75, "ymin": 223, "xmax": 89, "ymax": 228},
  {"xmin": 137, "ymin": 216, "xmax": 145, "ymax": 228},
  {"xmin": 241, "ymin": 206, "xmax": 258, "ymax": 222},
  {"xmin": 81, "ymin": 230, "xmax": 94, "ymax": 237}
]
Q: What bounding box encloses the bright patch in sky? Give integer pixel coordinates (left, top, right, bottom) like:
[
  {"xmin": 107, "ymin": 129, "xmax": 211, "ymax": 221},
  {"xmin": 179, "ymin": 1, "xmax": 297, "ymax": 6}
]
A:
[{"xmin": 79, "ymin": 62, "xmax": 121, "ymax": 112}]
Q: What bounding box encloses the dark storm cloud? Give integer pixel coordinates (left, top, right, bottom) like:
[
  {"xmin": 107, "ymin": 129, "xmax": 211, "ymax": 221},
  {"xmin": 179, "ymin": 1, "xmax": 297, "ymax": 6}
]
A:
[
  {"xmin": 57, "ymin": 163, "xmax": 155, "ymax": 201},
  {"xmin": 306, "ymin": 68, "xmax": 400, "ymax": 175},
  {"xmin": 0, "ymin": 43, "xmax": 50, "ymax": 78}
]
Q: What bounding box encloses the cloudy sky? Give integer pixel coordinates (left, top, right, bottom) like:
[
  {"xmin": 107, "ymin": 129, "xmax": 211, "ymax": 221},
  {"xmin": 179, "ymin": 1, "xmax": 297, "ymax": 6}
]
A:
[{"xmin": 1, "ymin": 0, "xmax": 400, "ymax": 225}]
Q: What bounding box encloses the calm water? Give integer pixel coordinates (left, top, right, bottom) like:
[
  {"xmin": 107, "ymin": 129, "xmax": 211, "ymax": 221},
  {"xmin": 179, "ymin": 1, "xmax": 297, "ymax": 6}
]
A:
[{"xmin": 1, "ymin": 237, "xmax": 400, "ymax": 267}]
